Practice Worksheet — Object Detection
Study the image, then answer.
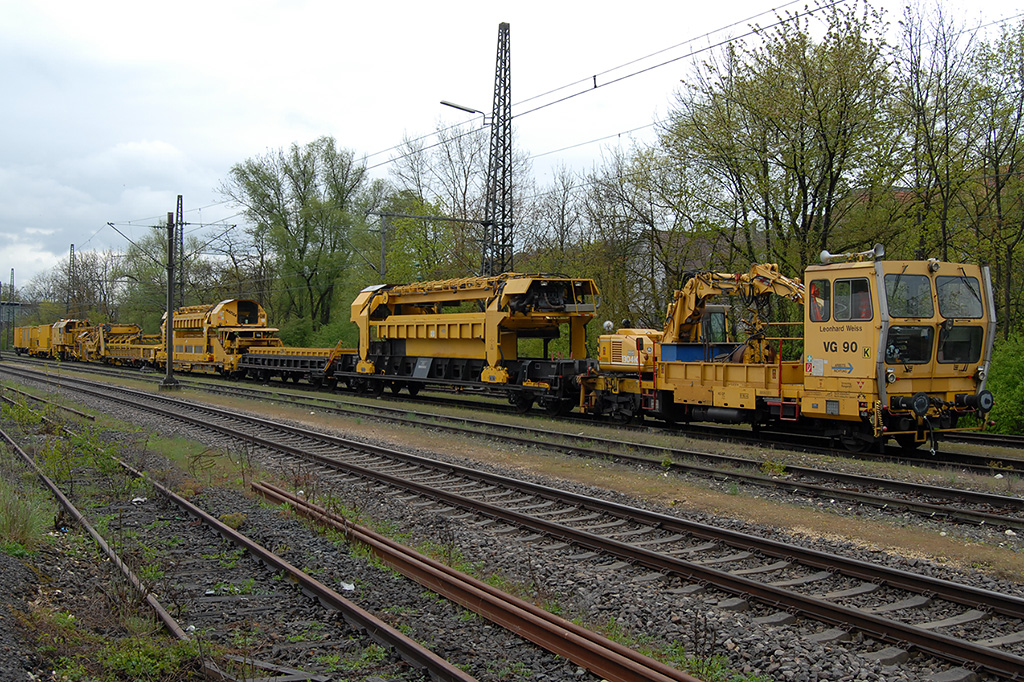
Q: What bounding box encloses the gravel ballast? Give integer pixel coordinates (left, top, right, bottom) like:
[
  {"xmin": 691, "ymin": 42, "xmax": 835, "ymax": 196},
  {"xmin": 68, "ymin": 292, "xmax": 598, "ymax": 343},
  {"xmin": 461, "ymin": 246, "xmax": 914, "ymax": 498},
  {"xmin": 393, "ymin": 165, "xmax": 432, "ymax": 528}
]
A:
[{"xmin": 1, "ymin": 374, "xmax": 1021, "ymax": 681}]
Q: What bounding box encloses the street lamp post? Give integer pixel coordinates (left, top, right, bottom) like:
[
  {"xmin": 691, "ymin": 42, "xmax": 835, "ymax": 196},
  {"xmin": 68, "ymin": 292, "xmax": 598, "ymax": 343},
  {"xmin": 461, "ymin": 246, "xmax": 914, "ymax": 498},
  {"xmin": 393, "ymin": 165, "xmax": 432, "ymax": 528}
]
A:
[{"xmin": 440, "ymin": 100, "xmax": 489, "ymax": 127}]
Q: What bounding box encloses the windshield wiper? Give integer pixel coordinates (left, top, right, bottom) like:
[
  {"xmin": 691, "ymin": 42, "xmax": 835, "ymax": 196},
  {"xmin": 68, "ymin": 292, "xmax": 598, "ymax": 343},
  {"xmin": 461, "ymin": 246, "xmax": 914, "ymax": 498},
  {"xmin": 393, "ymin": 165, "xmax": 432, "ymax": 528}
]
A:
[{"xmin": 957, "ymin": 266, "xmax": 984, "ymax": 307}]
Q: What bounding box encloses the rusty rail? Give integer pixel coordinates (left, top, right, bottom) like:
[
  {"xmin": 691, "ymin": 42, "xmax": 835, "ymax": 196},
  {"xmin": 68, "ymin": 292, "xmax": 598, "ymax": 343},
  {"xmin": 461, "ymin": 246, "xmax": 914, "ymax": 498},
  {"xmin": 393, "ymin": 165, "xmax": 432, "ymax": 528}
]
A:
[
  {"xmin": 8, "ymin": 365, "xmax": 1024, "ymax": 679},
  {"xmin": 0, "ymin": 421, "xmax": 477, "ymax": 682},
  {"xmin": 252, "ymin": 480, "xmax": 704, "ymax": 682}
]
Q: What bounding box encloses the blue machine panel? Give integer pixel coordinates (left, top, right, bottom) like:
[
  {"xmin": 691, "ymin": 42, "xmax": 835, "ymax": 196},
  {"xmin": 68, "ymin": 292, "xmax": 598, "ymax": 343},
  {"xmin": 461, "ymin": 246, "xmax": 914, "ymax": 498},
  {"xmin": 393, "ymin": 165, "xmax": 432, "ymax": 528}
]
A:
[{"xmin": 660, "ymin": 343, "xmax": 741, "ymax": 362}]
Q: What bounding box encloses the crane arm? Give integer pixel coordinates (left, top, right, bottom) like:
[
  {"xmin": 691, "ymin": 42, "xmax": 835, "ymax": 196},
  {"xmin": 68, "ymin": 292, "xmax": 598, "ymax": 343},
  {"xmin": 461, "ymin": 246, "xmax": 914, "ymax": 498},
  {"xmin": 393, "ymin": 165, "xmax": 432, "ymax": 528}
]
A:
[{"xmin": 662, "ymin": 263, "xmax": 804, "ymax": 344}]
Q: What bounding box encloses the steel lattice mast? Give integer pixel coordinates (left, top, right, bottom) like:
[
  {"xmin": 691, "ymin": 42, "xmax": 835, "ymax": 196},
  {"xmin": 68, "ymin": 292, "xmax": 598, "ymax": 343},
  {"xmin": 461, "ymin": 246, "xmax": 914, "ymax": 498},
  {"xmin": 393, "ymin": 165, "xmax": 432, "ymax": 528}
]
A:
[
  {"xmin": 67, "ymin": 243, "xmax": 75, "ymax": 315},
  {"xmin": 176, "ymin": 194, "xmax": 185, "ymax": 305},
  {"xmin": 481, "ymin": 22, "xmax": 512, "ymax": 276}
]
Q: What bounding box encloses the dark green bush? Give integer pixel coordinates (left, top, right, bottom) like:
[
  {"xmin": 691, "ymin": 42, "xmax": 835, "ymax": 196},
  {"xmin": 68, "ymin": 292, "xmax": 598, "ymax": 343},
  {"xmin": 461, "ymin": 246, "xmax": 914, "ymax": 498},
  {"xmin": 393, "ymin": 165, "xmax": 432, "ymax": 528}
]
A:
[
  {"xmin": 310, "ymin": 318, "xmax": 357, "ymax": 348},
  {"xmin": 277, "ymin": 317, "xmax": 313, "ymax": 347},
  {"xmin": 986, "ymin": 334, "xmax": 1024, "ymax": 434}
]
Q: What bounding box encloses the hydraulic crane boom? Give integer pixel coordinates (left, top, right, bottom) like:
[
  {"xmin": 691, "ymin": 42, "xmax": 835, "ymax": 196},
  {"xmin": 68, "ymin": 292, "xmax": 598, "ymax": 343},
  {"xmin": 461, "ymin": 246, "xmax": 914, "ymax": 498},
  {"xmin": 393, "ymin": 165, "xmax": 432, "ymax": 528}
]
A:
[{"xmin": 662, "ymin": 263, "xmax": 805, "ymax": 346}]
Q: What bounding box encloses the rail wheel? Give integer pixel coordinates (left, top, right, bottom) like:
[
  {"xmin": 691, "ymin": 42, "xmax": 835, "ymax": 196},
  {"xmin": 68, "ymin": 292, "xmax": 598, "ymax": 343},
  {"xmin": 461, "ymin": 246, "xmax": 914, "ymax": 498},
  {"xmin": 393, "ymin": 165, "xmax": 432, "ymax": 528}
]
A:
[
  {"xmin": 542, "ymin": 398, "xmax": 575, "ymax": 417},
  {"xmin": 367, "ymin": 379, "xmax": 385, "ymax": 397},
  {"xmin": 609, "ymin": 397, "xmax": 640, "ymax": 424},
  {"xmin": 610, "ymin": 410, "xmax": 634, "ymax": 425},
  {"xmin": 388, "ymin": 381, "xmax": 404, "ymax": 395},
  {"xmin": 406, "ymin": 383, "xmax": 421, "ymax": 397},
  {"xmin": 509, "ymin": 392, "xmax": 534, "ymax": 413},
  {"xmin": 894, "ymin": 434, "xmax": 923, "ymax": 452},
  {"xmin": 838, "ymin": 427, "xmax": 874, "ymax": 453}
]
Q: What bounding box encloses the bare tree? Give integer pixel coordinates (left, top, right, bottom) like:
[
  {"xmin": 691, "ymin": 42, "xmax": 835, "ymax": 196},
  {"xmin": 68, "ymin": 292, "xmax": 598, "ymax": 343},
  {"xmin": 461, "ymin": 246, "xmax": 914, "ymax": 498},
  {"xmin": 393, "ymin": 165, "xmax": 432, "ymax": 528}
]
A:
[
  {"xmin": 965, "ymin": 19, "xmax": 1024, "ymax": 337},
  {"xmin": 895, "ymin": 3, "xmax": 979, "ymax": 261}
]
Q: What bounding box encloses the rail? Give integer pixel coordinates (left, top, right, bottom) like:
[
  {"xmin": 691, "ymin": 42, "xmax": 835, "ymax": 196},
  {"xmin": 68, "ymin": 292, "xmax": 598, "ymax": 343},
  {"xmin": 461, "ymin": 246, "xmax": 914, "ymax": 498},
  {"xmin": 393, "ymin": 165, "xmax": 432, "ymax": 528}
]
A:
[
  {"xmin": 251, "ymin": 481, "xmax": 704, "ymax": 682},
  {"xmin": 0, "ymin": 420, "xmax": 478, "ymax": 682}
]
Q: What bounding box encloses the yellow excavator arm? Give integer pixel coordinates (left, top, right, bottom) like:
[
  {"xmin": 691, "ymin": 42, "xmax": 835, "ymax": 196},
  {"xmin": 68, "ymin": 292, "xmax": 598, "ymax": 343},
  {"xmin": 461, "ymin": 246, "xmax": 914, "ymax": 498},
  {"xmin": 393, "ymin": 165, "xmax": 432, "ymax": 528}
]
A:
[{"xmin": 662, "ymin": 263, "xmax": 804, "ymax": 345}]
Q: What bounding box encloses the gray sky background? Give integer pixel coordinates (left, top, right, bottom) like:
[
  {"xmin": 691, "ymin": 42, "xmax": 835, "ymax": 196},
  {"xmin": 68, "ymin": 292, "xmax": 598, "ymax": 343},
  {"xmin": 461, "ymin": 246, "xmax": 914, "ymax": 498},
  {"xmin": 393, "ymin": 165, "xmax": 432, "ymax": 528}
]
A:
[{"xmin": 2, "ymin": 0, "xmax": 1019, "ymax": 288}]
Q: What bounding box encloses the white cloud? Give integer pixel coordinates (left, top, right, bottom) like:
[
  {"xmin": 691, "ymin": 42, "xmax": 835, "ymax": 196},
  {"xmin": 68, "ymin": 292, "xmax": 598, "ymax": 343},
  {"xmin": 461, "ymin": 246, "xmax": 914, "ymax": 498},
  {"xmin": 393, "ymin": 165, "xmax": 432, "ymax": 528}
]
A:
[
  {"xmin": 0, "ymin": 239, "xmax": 63, "ymax": 286},
  {"xmin": 24, "ymin": 227, "xmax": 57, "ymax": 237}
]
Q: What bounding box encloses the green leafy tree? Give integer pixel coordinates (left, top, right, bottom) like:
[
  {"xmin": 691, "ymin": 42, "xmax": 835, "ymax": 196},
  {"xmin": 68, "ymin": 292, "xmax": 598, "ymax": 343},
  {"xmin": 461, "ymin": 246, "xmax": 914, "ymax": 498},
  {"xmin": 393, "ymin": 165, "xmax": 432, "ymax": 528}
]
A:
[
  {"xmin": 370, "ymin": 190, "xmax": 469, "ymax": 283},
  {"xmin": 964, "ymin": 19, "xmax": 1024, "ymax": 338},
  {"xmin": 664, "ymin": 3, "xmax": 892, "ymax": 272},
  {"xmin": 221, "ymin": 136, "xmax": 370, "ymax": 333}
]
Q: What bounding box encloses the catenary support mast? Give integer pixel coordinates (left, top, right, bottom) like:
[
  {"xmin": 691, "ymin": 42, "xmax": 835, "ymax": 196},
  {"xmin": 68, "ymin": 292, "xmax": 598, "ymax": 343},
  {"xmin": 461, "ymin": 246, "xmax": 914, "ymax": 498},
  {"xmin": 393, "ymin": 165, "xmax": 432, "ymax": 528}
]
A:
[
  {"xmin": 481, "ymin": 22, "xmax": 512, "ymax": 276},
  {"xmin": 176, "ymin": 194, "xmax": 185, "ymax": 305}
]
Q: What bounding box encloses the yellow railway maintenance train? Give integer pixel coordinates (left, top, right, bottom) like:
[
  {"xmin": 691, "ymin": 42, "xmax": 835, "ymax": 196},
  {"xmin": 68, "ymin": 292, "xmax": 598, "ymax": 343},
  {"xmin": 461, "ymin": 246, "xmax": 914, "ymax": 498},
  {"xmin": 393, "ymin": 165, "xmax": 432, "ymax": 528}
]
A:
[
  {"xmin": 11, "ymin": 250, "xmax": 996, "ymax": 451},
  {"xmin": 579, "ymin": 245, "xmax": 996, "ymax": 450},
  {"xmin": 13, "ymin": 318, "xmax": 93, "ymax": 361},
  {"xmin": 241, "ymin": 272, "xmax": 601, "ymax": 414}
]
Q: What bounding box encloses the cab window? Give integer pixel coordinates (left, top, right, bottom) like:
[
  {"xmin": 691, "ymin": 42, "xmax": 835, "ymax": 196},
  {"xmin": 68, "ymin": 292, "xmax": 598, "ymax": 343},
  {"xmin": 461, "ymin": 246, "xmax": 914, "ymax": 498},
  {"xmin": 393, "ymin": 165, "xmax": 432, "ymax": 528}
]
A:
[
  {"xmin": 834, "ymin": 278, "xmax": 872, "ymax": 321},
  {"xmin": 885, "ymin": 326, "xmax": 933, "ymax": 364},
  {"xmin": 808, "ymin": 279, "xmax": 830, "ymax": 322},
  {"xmin": 704, "ymin": 310, "xmax": 728, "ymax": 343},
  {"xmin": 937, "ymin": 325, "xmax": 984, "ymax": 363},
  {"xmin": 936, "ymin": 276, "xmax": 983, "ymax": 319},
  {"xmin": 885, "ymin": 274, "xmax": 934, "ymax": 318}
]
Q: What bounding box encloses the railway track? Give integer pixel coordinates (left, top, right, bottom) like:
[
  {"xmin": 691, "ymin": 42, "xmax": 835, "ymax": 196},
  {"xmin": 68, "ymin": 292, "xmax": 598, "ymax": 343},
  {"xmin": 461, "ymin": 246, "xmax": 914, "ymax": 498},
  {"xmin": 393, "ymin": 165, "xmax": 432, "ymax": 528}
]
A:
[
  {"xmin": 6, "ymin": 362, "xmax": 1019, "ymax": 533},
  {"xmin": 193, "ymin": 379, "xmax": 1024, "ymax": 531},
  {"xmin": 1, "ymin": 398, "xmax": 707, "ymax": 682},
  {"xmin": 948, "ymin": 431, "xmax": 1024, "ymax": 450},
  {"xmin": 10, "ymin": 355, "xmax": 1022, "ymax": 475},
  {"xmin": 0, "ymin": 426, "xmax": 477, "ymax": 682},
  {"xmin": 250, "ymin": 481, "xmax": 703, "ymax": 682},
  {"xmin": 4, "ymin": 365, "xmax": 1023, "ymax": 679}
]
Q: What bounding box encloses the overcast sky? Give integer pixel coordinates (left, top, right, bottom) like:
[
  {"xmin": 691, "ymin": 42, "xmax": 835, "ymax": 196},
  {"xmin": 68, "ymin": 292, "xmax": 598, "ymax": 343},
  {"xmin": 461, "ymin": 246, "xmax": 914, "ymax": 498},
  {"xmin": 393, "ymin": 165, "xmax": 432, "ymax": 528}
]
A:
[{"xmin": 1, "ymin": 0, "xmax": 1019, "ymax": 288}]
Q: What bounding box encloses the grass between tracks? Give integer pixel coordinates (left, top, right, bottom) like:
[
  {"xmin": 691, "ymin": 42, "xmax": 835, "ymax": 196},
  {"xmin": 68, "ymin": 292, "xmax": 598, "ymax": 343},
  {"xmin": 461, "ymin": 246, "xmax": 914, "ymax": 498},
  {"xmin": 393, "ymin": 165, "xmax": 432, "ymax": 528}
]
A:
[
  {"xmin": 0, "ymin": 395, "xmax": 215, "ymax": 680},
  {"xmin": 0, "ymin": 391, "xmax": 386, "ymax": 682}
]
